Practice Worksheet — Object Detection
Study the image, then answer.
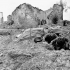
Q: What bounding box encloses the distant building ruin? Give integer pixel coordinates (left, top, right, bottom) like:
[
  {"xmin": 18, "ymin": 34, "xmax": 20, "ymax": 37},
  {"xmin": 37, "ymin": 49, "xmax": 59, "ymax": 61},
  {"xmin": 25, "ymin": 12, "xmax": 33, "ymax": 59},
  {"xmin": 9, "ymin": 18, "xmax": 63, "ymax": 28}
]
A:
[{"xmin": 0, "ymin": 12, "xmax": 3, "ymax": 24}]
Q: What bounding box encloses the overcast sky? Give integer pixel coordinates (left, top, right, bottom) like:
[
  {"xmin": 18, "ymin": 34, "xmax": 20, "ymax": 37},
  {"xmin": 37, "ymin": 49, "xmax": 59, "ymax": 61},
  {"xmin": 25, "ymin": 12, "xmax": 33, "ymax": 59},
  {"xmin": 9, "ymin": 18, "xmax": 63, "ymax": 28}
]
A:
[{"xmin": 0, "ymin": 0, "xmax": 70, "ymax": 21}]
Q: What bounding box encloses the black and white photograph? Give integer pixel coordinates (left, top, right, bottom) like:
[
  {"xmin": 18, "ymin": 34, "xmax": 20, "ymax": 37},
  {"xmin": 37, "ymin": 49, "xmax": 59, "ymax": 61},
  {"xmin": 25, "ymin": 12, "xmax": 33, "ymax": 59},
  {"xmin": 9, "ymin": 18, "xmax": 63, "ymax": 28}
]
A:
[{"xmin": 0, "ymin": 0, "xmax": 70, "ymax": 70}]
